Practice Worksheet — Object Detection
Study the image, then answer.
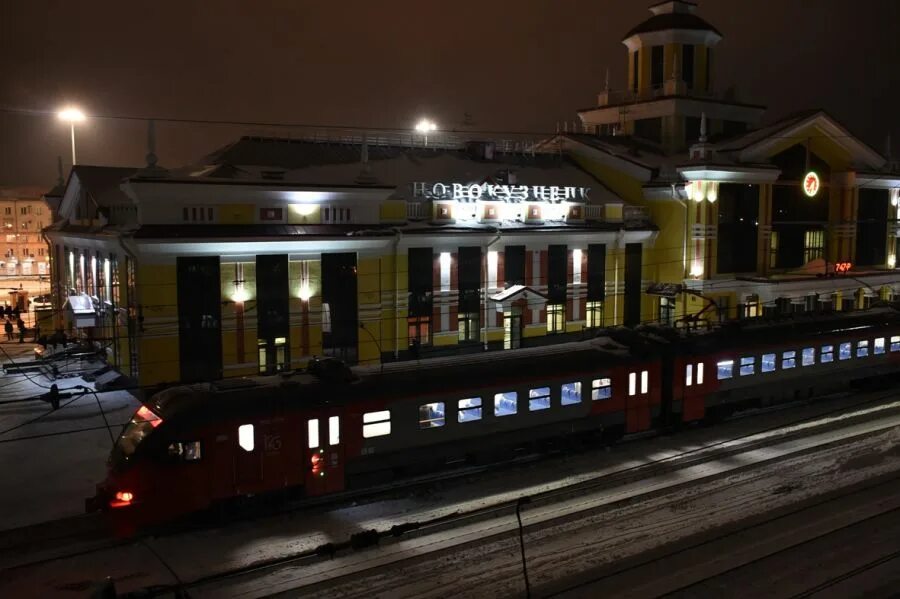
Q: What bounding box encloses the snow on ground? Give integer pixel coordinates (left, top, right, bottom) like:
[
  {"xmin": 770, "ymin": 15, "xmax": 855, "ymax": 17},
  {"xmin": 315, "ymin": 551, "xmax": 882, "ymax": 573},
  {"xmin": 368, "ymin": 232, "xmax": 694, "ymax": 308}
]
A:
[
  {"xmin": 0, "ymin": 393, "xmax": 897, "ymax": 597},
  {"xmin": 0, "ymin": 342, "xmax": 141, "ymax": 530}
]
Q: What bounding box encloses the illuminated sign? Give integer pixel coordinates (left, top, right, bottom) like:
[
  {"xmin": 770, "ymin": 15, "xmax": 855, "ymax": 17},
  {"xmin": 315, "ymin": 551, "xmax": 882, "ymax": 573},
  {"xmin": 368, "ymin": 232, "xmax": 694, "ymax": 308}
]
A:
[
  {"xmin": 834, "ymin": 261, "xmax": 852, "ymax": 273},
  {"xmin": 803, "ymin": 171, "xmax": 820, "ymax": 197},
  {"xmin": 414, "ymin": 182, "xmax": 590, "ymax": 203}
]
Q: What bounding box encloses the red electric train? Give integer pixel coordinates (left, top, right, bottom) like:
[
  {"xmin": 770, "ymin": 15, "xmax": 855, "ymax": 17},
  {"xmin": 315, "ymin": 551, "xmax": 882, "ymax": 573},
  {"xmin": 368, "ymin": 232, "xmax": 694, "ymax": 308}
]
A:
[{"xmin": 87, "ymin": 308, "xmax": 900, "ymax": 527}]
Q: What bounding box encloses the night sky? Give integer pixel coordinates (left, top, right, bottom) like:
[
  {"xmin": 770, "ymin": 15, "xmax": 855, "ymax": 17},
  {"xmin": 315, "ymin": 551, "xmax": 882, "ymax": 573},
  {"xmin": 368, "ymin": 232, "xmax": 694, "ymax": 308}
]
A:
[{"xmin": 2, "ymin": 0, "xmax": 898, "ymax": 187}]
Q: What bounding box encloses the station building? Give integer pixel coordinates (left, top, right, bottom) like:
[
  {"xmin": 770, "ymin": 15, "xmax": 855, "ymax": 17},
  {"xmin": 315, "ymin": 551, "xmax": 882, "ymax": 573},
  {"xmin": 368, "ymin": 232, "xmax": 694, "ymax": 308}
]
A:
[
  {"xmin": 556, "ymin": 0, "xmax": 900, "ymax": 323},
  {"xmin": 46, "ymin": 138, "xmax": 657, "ymax": 387}
]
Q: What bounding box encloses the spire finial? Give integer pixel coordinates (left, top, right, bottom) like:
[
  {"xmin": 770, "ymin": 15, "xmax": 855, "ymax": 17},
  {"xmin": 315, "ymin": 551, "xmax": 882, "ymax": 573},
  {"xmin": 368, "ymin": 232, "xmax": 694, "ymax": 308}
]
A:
[
  {"xmin": 699, "ymin": 112, "xmax": 708, "ymax": 143},
  {"xmin": 145, "ymin": 119, "xmax": 158, "ymax": 168}
]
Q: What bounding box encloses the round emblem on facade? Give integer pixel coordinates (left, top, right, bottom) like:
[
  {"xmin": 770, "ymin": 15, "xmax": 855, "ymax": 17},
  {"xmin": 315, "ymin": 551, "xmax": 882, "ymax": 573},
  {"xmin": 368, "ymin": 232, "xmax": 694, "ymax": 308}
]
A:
[{"xmin": 803, "ymin": 171, "xmax": 820, "ymax": 197}]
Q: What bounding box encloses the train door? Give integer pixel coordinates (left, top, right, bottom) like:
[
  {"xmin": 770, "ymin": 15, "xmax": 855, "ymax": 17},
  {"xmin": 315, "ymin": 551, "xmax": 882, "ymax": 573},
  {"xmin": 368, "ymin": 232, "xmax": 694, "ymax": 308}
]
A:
[
  {"xmin": 304, "ymin": 413, "xmax": 346, "ymax": 496},
  {"xmin": 625, "ymin": 369, "xmax": 652, "ymax": 432},
  {"xmin": 234, "ymin": 423, "xmax": 262, "ymax": 493}
]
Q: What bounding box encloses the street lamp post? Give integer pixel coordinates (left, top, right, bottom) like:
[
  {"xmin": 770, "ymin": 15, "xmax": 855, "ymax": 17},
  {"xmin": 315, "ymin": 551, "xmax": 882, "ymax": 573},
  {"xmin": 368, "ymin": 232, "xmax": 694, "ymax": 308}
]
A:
[
  {"xmin": 57, "ymin": 107, "xmax": 86, "ymax": 165},
  {"xmin": 415, "ymin": 118, "xmax": 437, "ymax": 146}
]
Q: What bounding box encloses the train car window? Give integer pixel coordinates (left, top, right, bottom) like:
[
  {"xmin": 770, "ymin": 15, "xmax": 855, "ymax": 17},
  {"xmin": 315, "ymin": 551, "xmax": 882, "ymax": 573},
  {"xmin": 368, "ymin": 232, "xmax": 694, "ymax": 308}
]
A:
[
  {"xmin": 641, "ymin": 370, "xmax": 649, "ymax": 394},
  {"xmin": 856, "ymin": 340, "xmax": 869, "ymax": 358},
  {"xmin": 739, "ymin": 357, "xmax": 755, "ymax": 376},
  {"xmin": 167, "ymin": 441, "xmax": 202, "ymax": 461},
  {"xmin": 697, "ymin": 363, "xmax": 704, "ymax": 384},
  {"xmin": 494, "ymin": 392, "xmax": 518, "ymax": 417},
  {"xmin": 592, "ymin": 378, "xmax": 612, "ymax": 400},
  {"xmin": 418, "ymin": 403, "xmax": 446, "ymax": 429},
  {"xmin": 820, "ymin": 345, "xmax": 834, "ymax": 363},
  {"xmin": 362, "ymin": 411, "xmax": 391, "ymax": 438},
  {"xmin": 717, "ymin": 360, "xmax": 734, "ymax": 379},
  {"xmin": 761, "ymin": 353, "xmax": 776, "ymax": 373},
  {"xmin": 458, "ymin": 397, "xmax": 482, "ymax": 422},
  {"xmin": 238, "ymin": 424, "xmax": 254, "ymax": 452},
  {"xmin": 782, "ymin": 351, "xmax": 796, "ymax": 369},
  {"xmin": 529, "ymin": 387, "xmax": 551, "ymax": 411},
  {"xmin": 685, "ymin": 364, "xmax": 693, "ymax": 386},
  {"xmin": 801, "ymin": 347, "xmax": 816, "ymax": 366},
  {"xmin": 839, "ymin": 342, "xmax": 852, "ymax": 360},
  {"xmin": 561, "ymin": 382, "xmax": 582, "ymax": 405},
  {"xmin": 891, "ymin": 336, "xmax": 900, "ymax": 352},
  {"xmin": 329, "ymin": 416, "xmax": 340, "ymax": 445},
  {"xmin": 307, "ymin": 419, "xmax": 319, "ymax": 449},
  {"xmin": 874, "ymin": 338, "xmax": 885, "ymax": 355},
  {"xmin": 628, "ymin": 372, "xmax": 637, "ymax": 396}
]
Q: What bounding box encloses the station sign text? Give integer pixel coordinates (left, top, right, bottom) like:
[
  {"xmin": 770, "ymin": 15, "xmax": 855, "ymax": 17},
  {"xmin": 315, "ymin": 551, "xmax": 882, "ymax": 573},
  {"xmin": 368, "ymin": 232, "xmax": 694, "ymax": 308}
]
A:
[{"xmin": 414, "ymin": 181, "xmax": 590, "ymax": 203}]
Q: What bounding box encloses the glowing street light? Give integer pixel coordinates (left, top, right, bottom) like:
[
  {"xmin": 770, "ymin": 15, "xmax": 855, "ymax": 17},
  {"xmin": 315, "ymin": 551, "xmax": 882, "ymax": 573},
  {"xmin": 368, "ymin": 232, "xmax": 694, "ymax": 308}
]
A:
[
  {"xmin": 415, "ymin": 118, "xmax": 438, "ymax": 146},
  {"xmin": 57, "ymin": 106, "xmax": 86, "ymax": 165}
]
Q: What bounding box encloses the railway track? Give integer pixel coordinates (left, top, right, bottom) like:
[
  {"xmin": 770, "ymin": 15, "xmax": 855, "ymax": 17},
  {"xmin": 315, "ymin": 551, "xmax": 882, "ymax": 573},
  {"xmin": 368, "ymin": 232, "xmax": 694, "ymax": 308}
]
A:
[{"xmin": 2, "ymin": 389, "xmax": 899, "ymax": 597}]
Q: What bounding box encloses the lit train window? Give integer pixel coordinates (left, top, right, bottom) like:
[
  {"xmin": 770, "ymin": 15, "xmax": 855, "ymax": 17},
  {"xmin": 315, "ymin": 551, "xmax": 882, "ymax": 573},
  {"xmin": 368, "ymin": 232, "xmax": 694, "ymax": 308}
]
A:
[
  {"xmin": 697, "ymin": 363, "xmax": 704, "ymax": 384},
  {"xmin": 329, "ymin": 416, "xmax": 340, "ymax": 445},
  {"xmin": 641, "ymin": 370, "xmax": 649, "ymax": 394},
  {"xmin": 494, "ymin": 392, "xmax": 518, "ymax": 417},
  {"xmin": 782, "ymin": 351, "xmax": 796, "ymax": 369},
  {"xmin": 874, "ymin": 338, "xmax": 885, "ymax": 355},
  {"xmin": 307, "ymin": 419, "xmax": 319, "ymax": 449},
  {"xmin": 561, "ymin": 382, "xmax": 582, "ymax": 405},
  {"xmin": 628, "ymin": 372, "xmax": 637, "ymax": 396},
  {"xmin": 820, "ymin": 345, "xmax": 834, "ymax": 363},
  {"xmin": 717, "ymin": 360, "xmax": 733, "ymax": 380},
  {"xmin": 418, "ymin": 403, "xmax": 445, "ymax": 429},
  {"xmin": 685, "ymin": 364, "xmax": 693, "ymax": 387},
  {"xmin": 891, "ymin": 336, "xmax": 900, "ymax": 352},
  {"xmin": 839, "ymin": 342, "xmax": 852, "ymax": 360},
  {"xmin": 238, "ymin": 424, "xmax": 254, "ymax": 452},
  {"xmin": 529, "ymin": 387, "xmax": 551, "ymax": 411},
  {"xmin": 857, "ymin": 340, "xmax": 869, "ymax": 358},
  {"xmin": 591, "ymin": 378, "xmax": 612, "ymax": 400},
  {"xmin": 802, "ymin": 347, "xmax": 816, "ymax": 366},
  {"xmin": 362, "ymin": 411, "xmax": 391, "ymax": 438},
  {"xmin": 740, "ymin": 357, "xmax": 755, "ymax": 376},
  {"xmin": 761, "ymin": 353, "xmax": 776, "ymax": 373},
  {"xmin": 458, "ymin": 397, "xmax": 482, "ymax": 422}
]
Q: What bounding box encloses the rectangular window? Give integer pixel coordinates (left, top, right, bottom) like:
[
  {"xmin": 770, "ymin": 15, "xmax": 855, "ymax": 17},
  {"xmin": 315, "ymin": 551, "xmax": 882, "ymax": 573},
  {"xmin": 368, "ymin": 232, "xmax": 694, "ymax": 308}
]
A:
[
  {"xmin": 585, "ymin": 300, "xmax": 603, "ymax": 328},
  {"xmin": 641, "ymin": 370, "xmax": 648, "ymax": 394},
  {"xmin": 685, "ymin": 363, "xmax": 693, "ymax": 387},
  {"xmin": 821, "ymin": 345, "xmax": 834, "ymax": 363},
  {"xmin": 362, "ymin": 410, "xmax": 391, "ymax": 438},
  {"xmin": 803, "ymin": 229, "xmax": 824, "ymax": 264},
  {"xmin": 891, "ymin": 336, "xmax": 900, "ymax": 352},
  {"xmin": 874, "ymin": 337, "xmax": 885, "ymax": 355},
  {"xmin": 802, "ymin": 347, "xmax": 816, "ymax": 366},
  {"xmin": 839, "ymin": 342, "xmax": 852, "ymax": 360},
  {"xmin": 650, "ymin": 45, "xmax": 664, "ymax": 87},
  {"xmin": 561, "ymin": 382, "xmax": 581, "ymax": 405},
  {"xmin": 408, "ymin": 316, "xmax": 431, "ymax": 347},
  {"xmin": 762, "ymin": 353, "xmax": 776, "ymax": 373},
  {"xmin": 857, "ymin": 340, "xmax": 869, "ymax": 358},
  {"xmin": 682, "ymin": 44, "xmax": 695, "ymax": 87},
  {"xmin": 238, "ymin": 424, "xmax": 254, "ymax": 452},
  {"xmin": 696, "ymin": 362, "xmax": 704, "ymax": 384},
  {"xmin": 168, "ymin": 441, "xmax": 202, "ymax": 461},
  {"xmin": 548, "ymin": 244, "xmax": 567, "ymax": 303},
  {"xmin": 717, "ymin": 360, "xmax": 734, "ymax": 379},
  {"xmin": 740, "ymin": 356, "xmax": 755, "ymax": 376},
  {"xmin": 418, "ymin": 402, "xmax": 445, "ymax": 429},
  {"xmin": 504, "ymin": 245, "xmax": 526, "ymax": 286},
  {"xmin": 328, "ymin": 416, "xmax": 340, "ymax": 445},
  {"xmin": 260, "ymin": 207, "xmax": 283, "ymax": 221},
  {"xmin": 307, "ymin": 419, "xmax": 319, "ymax": 449},
  {"xmin": 782, "ymin": 351, "xmax": 796, "ymax": 369},
  {"xmin": 529, "ymin": 387, "xmax": 551, "ymax": 411},
  {"xmin": 592, "ymin": 377, "xmax": 612, "ymax": 400},
  {"xmin": 458, "ymin": 397, "xmax": 482, "ymax": 422},
  {"xmin": 769, "ymin": 231, "xmax": 779, "ymax": 269},
  {"xmin": 628, "ymin": 372, "xmax": 637, "ymax": 396},
  {"xmin": 494, "ymin": 392, "xmax": 518, "ymax": 417},
  {"xmin": 547, "ymin": 303, "xmax": 565, "ymax": 334},
  {"xmin": 458, "ymin": 312, "xmax": 479, "ymax": 343}
]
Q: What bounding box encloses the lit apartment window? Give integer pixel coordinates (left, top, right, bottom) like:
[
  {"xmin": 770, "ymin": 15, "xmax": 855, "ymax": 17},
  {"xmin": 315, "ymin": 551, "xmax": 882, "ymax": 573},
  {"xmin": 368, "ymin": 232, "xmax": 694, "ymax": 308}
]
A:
[
  {"xmin": 768, "ymin": 231, "xmax": 779, "ymax": 268},
  {"xmin": 458, "ymin": 312, "xmax": 479, "ymax": 343},
  {"xmin": 585, "ymin": 301, "xmax": 603, "ymax": 328},
  {"xmin": 803, "ymin": 230, "xmax": 824, "ymax": 264},
  {"xmin": 408, "ymin": 316, "xmax": 431, "ymax": 348},
  {"xmin": 547, "ymin": 304, "xmax": 565, "ymax": 334}
]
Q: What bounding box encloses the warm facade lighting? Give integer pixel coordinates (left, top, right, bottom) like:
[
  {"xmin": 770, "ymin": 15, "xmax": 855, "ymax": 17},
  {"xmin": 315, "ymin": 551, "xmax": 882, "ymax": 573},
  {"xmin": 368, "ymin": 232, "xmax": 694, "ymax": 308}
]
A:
[
  {"xmin": 690, "ymin": 262, "xmax": 704, "ymax": 278},
  {"xmin": 232, "ymin": 281, "xmax": 249, "ymax": 303},
  {"xmin": 803, "ymin": 171, "xmax": 820, "ymax": 197},
  {"xmin": 293, "ymin": 204, "xmax": 316, "ymax": 216},
  {"xmin": 298, "ymin": 283, "xmax": 312, "ymax": 302}
]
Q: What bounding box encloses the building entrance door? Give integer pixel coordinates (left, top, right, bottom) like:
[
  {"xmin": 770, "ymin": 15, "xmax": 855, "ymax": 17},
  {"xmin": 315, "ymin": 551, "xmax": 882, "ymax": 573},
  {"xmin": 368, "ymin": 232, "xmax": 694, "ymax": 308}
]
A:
[{"xmin": 503, "ymin": 309, "xmax": 522, "ymax": 349}]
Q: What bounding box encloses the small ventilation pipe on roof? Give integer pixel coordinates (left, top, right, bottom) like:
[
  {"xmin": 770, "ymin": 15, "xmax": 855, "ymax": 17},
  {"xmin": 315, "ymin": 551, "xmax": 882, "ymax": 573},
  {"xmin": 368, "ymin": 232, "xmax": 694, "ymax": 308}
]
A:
[{"xmin": 483, "ymin": 227, "xmax": 501, "ymax": 350}]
